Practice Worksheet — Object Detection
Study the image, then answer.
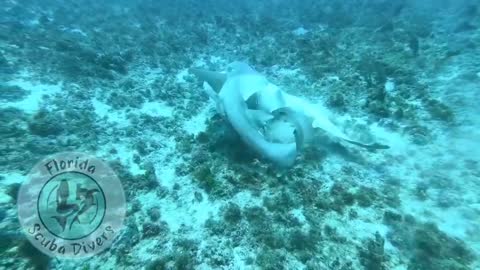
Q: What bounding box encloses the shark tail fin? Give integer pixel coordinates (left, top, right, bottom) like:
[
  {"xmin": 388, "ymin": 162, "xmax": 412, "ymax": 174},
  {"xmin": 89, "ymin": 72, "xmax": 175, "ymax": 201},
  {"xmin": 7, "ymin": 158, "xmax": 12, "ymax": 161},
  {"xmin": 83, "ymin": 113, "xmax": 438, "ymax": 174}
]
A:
[
  {"xmin": 189, "ymin": 68, "xmax": 228, "ymax": 115},
  {"xmin": 343, "ymin": 139, "xmax": 390, "ymax": 150}
]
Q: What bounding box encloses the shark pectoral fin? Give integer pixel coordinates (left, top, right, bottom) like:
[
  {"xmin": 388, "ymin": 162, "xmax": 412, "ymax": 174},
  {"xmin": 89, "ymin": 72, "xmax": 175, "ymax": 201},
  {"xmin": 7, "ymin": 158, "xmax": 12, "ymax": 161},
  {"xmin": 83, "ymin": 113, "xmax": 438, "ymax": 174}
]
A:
[
  {"xmin": 202, "ymin": 81, "xmax": 221, "ymax": 103},
  {"xmin": 216, "ymin": 102, "xmax": 226, "ymax": 117},
  {"xmin": 189, "ymin": 68, "xmax": 227, "ymax": 93}
]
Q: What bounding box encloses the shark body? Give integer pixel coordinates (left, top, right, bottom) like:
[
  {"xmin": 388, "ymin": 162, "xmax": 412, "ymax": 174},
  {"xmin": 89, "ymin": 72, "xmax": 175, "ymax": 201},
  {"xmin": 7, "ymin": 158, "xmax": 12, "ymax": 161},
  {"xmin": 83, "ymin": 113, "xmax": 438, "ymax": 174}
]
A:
[
  {"xmin": 192, "ymin": 62, "xmax": 299, "ymax": 167},
  {"xmin": 190, "ymin": 62, "xmax": 388, "ymax": 167}
]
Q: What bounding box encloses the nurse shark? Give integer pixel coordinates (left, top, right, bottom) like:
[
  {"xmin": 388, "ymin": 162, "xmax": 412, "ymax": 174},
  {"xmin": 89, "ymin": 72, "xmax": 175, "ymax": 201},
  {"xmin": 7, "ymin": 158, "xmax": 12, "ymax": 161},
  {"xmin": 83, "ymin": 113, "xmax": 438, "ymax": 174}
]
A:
[{"xmin": 190, "ymin": 62, "xmax": 388, "ymax": 167}]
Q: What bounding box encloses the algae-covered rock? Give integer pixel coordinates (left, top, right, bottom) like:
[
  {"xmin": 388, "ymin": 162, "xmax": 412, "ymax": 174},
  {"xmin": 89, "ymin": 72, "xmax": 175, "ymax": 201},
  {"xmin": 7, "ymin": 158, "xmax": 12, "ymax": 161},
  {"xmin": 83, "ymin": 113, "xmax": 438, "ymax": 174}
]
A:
[
  {"xmin": 359, "ymin": 232, "xmax": 386, "ymax": 270},
  {"xmin": 328, "ymin": 92, "xmax": 346, "ymax": 108},
  {"xmin": 387, "ymin": 218, "xmax": 475, "ymax": 270},
  {"xmin": 355, "ymin": 186, "xmax": 379, "ymax": 208},
  {"xmin": 383, "ymin": 210, "xmax": 403, "ymax": 225},
  {"xmin": 223, "ymin": 202, "xmax": 242, "ymax": 224},
  {"xmin": 5, "ymin": 183, "xmax": 20, "ymax": 203},
  {"xmin": 409, "ymin": 223, "xmax": 475, "ymax": 269},
  {"xmin": 0, "ymin": 108, "xmax": 27, "ymax": 140},
  {"xmin": 192, "ymin": 165, "xmax": 217, "ymax": 193},
  {"xmin": 0, "ymin": 84, "xmax": 29, "ymax": 102},
  {"xmin": 369, "ymin": 101, "xmax": 390, "ymax": 117},
  {"xmin": 357, "ymin": 57, "xmax": 394, "ymax": 87},
  {"xmin": 142, "ymin": 222, "xmax": 168, "ymax": 238},
  {"xmin": 28, "ymin": 109, "xmax": 65, "ymax": 137},
  {"xmin": 287, "ymin": 229, "xmax": 317, "ymax": 251},
  {"xmin": 147, "ymin": 207, "xmax": 161, "ymax": 222},
  {"xmin": 18, "ymin": 240, "xmax": 51, "ymax": 270},
  {"xmin": 256, "ymin": 250, "xmax": 287, "ymax": 270},
  {"xmin": 424, "ymin": 98, "xmax": 455, "ymax": 123}
]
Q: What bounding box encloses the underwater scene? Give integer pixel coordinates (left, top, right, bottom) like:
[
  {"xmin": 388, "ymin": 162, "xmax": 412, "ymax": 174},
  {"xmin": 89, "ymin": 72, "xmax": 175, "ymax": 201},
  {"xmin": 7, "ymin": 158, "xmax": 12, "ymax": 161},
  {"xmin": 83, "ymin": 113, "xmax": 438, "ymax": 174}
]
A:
[{"xmin": 1, "ymin": 0, "xmax": 479, "ymax": 269}]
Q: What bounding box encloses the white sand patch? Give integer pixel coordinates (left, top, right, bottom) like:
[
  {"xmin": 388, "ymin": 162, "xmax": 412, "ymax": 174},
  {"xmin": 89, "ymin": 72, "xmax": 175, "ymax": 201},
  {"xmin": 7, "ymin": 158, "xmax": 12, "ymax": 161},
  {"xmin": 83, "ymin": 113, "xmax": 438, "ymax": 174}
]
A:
[
  {"xmin": 155, "ymin": 166, "xmax": 177, "ymax": 189},
  {"xmin": 384, "ymin": 78, "xmax": 395, "ymax": 92},
  {"xmin": 292, "ymin": 27, "xmax": 308, "ymax": 36},
  {"xmin": 92, "ymin": 98, "xmax": 173, "ymax": 127},
  {"xmin": 92, "ymin": 97, "xmax": 130, "ymax": 127},
  {"xmin": 273, "ymin": 67, "xmax": 308, "ymax": 83},
  {"xmin": 193, "ymin": 58, "xmax": 207, "ymax": 67},
  {"xmin": 2, "ymin": 76, "xmax": 63, "ymax": 114},
  {"xmin": 425, "ymin": 62, "xmax": 480, "ymax": 161},
  {"xmin": 182, "ymin": 103, "xmax": 213, "ymax": 135},
  {"xmin": 160, "ymin": 191, "xmax": 220, "ymax": 233},
  {"xmin": 133, "ymin": 238, "xmax": 165, "ymax": 262},
  {"xmin": 145, "ymin": 155, "xmax": 221, "ymax": 235},
  {"xmin": 232, "ymin": 246, "xmax": 255, "ymax": 270},
  {"xmin": 400, "ymin": 194, "xmax": 478, "ymax": 238},
  {"xmin": 369, "ymin": 122, "xmax": 409, "ymax": 153},
  {"xmin": 96, "ymin": 142, "xmax": 144, "ymax": 175},
  {"xmin": 290, "ymin": 208, "xmax": 307, "ymax": 224},
  {"xmin": 381, "ymin": 55, "xmax": 480, "ymax": 263},
  {"xmin": 175, "ymin": 68, "xmax": 189, "ymax": 84},
  {"xmin": 140, "ymin": 101, "xmax": 173, "ymax": 117},
  {"xmin": 209, "ymin": 56, "xmax": 223, "ymax": 65},
  {"xmin": 136, "ymin": 192, "xmax": 162, "ymax": 210},
  {"xmin": 0, "ymin": 171, "xmax": 26, "ymax": 186},
  {"xmin": 231, "ymin": 191, "xmax": 262, "ymax": 208},
  {"xmin": 0, "ymin": 172, "xmax": 26, "ymax": 204},
  {"xmin": 142, "ymin": 67, "xmax": 164, "ymax": 85},
  {"xmin": 291, "ymin": 208, "xmax": 310, "ymax": 232},
  {"xmin": 330, "ymin": 213, "xmax": 389, "ymax": 242},
  {"xmin": 147, "ymin": 138, "xmax": 177, "ymax": 182},
  {"xmin": 112, "ymin": 143, "xmax": 143, "ymax": 175},
  {"xmin": 55, "ymin": 252, "xmax": 117, "ymax": 269}
]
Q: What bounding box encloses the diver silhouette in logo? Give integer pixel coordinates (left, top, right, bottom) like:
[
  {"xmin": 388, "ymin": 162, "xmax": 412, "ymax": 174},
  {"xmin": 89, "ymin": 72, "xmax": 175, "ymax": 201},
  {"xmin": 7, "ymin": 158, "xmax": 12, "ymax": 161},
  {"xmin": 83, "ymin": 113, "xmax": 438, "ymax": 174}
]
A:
[{"xmin": 50, "ymin": 179, "xmax": 100, "ymax": 233}]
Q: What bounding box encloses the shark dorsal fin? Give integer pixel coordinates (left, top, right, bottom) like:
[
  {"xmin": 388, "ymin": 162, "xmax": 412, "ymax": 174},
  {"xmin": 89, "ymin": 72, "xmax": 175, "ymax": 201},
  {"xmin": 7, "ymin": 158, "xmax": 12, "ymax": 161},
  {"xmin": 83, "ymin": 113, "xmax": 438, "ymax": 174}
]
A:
[
  {"xmin": 189, "ymin": 68, "xmax": 227, "ymax": 93},
  {"xmin": 227, "ymin": 61, "xmax": 257, "ymax": 76}
]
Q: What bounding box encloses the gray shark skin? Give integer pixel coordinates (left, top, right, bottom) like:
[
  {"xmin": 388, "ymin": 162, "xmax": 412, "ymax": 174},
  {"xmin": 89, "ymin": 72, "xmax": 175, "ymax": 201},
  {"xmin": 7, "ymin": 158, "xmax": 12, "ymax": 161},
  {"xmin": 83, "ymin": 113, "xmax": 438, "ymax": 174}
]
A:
[
  {"xmin": 190, "ymin": 62, "xmax": 389, "ymax": 167},
  {"xmin": 221, "ymin": 75, "xmax": 298, "ymax": 167},
  {"xmin": 190, "ymin": 62, "xmax": 299, "ymax": 167}
]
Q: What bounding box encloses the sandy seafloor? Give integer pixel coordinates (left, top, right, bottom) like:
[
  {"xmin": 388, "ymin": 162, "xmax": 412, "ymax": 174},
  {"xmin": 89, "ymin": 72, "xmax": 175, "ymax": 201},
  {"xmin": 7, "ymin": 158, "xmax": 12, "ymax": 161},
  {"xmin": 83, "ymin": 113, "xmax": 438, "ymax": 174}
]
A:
[{"xmin": 0, "ymin": 1, "xmax": 479, "ymax": 269}]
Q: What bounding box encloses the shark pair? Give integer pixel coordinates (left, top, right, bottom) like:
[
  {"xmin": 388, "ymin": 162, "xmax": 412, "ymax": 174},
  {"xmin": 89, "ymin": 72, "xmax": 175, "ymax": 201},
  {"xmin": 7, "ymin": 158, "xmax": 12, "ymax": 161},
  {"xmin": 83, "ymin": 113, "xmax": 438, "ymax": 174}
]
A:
[{"xmin": 190, "ymin": 62, "xmax": 388, "ymax": 168}]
